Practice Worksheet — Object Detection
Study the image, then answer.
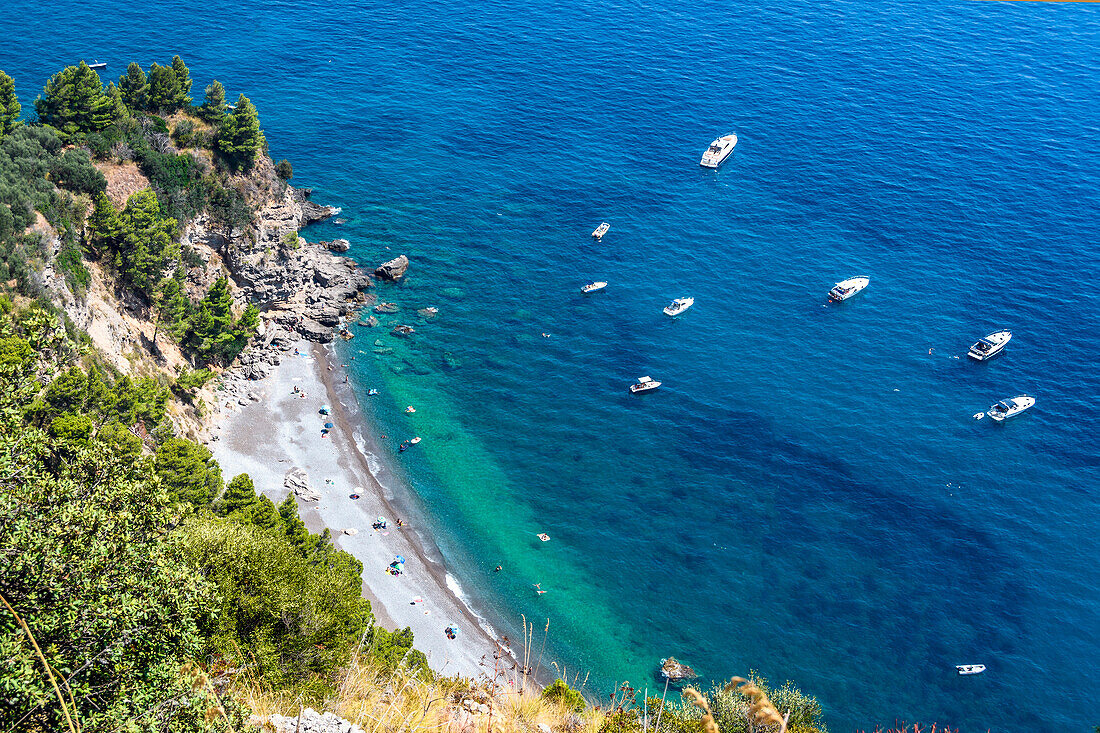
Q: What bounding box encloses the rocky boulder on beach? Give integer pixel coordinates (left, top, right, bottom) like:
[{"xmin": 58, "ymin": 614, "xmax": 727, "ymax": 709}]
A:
[
  {"xmin": 374, "ymin": 254, "xmax": 409, "ymax": 281},
  {"xmin": 284, "ymin": 467, "xmax": 321, "ymax": 502}
]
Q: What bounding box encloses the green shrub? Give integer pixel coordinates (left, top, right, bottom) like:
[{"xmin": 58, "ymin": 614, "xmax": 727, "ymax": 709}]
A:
[{"xmin": 542, "ymin": 678, "xmax": 587, "ymax": 712}]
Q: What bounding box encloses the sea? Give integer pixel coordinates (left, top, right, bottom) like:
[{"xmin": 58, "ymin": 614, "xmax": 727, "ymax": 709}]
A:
[{"xmin": 3, "ymin": 1, "xmax": 1098, "ymax": 729}]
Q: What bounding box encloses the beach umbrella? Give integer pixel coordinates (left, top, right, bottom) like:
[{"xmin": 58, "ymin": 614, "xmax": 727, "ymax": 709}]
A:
[
  {"xmin": 377, "ymin": 516, "xmax": 386, "ymax": 524},
  {"xmin": 394, "ymin": 555, "xmax": 406, "ymax": 564},
  {"xmin": 319, "ymin": 405, "xmax": 331, "ymax": 414},
  {"xmin": 324, "ymin": 422, "xmax": 335, "ymax": 429}
]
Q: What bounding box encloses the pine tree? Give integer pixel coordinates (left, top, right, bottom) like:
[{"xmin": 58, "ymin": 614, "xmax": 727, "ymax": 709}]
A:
[
  {"xmin": 215, "ymin": 94, "xmax": 265, "ymax": 172},
  {"xmin": 87, "ymin": 192, "xmax": 122, "ymax": 257},
  {"xmin": 117, "ymin": 62, "xmax": 147, "ymax": 112},
  {"xmin": 249, "ymin": 495, "xmax": 282, "ymax": 531},
  {"xmin": 118, "ymin": 188, "xmax": 178, "ymax": 298},
  {"xmin": 198, "ymin": 80, "xmax": 227, "ymax": 124},
  {"xmin": 105, "ymin": 81, "xmax": 128, "ymax": 122},
  {"xmin": 0, "ymin": 70, "xmax": 20, "ymax": 141},
  {"xmin": 146, "ymin": 62, "xmax": 181, "ymax": 113},
  {"xmin": 170, "ymin": 56, "xmax": 192, "ymax": 109},
  {"xmin": 278, "ymin": 494, "xmax": 312, "ymax": 553},
  {"xmin": 153, "ymin": 438, "xmax": 222, "ymax": 506},
  {"xmin": 219, "ymin": 473, "xmax": 258, "ymax": 516},
  {"xmin": 35, "ymin": 62, "xmax": 118, "ymax": 140}
]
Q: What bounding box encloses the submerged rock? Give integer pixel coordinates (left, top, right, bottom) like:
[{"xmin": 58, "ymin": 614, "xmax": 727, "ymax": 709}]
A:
[
  {"xmin": 659, "ymin": 657, "xmax": 698, "ymax": 683},
  {"xmin": 323, "ymin": 238, "xmax": 350, "ymax": 252},
  {"xmin": 374, "ymin": 254, "xmax": 409, "ymax": 281},
  {"xmin": 440, "ymin": 287, "xmax": 464, "ymax": 300},
  {"xmin": 441, "ymin": 351, "xmax": 461, "ymax": 371},
  {"xmin": 373, "ymin": 302, "xmax": 399, "ymax": 314}
]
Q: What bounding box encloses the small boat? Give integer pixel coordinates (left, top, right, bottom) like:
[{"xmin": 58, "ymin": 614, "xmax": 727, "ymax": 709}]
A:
[
  {"xmin": 592, "ymin": 222, "xmax": 610, "ymax": 241},
  {"xmin": 629, "ymin": 376, "xmax": 661, "ymax": 394},
  {"xmin": 663, "ymin": 297, "xmax": 694, "ymax": 316},
  {"xmin": 537, "ymin": 533, "xmax": 550, "ymax": 542},
  {"xmin": 828, "ymin": 276, "xmax": 870, "ymax": 302},
  {"xmin": 581, "ymin": 281, "xmax": 608, "ymax": 293},
  {"xmin": 409, "ymin": 436, "xmax": 422, "ymax": 445},
  {"xmin": 968, "ymin": 330, "xmax": 1012, "ymax": 361},
  {"xmin": 956, "ymin": 664, "xmax": 986, "ymax": 676},
  {"xmin": 86, "ymin": 60, "xmax": 107, "ymax": 71},
  {"xmin": 700, "ymin": 134, "xmax": 737, "ymax": 168},
  {"xmin": 986, "ymin": 395, "xmax": 1035, "ymax": 422},
  {"xmin": 367, "ymin": 389, "xmax": 379, "ymax": 396}
]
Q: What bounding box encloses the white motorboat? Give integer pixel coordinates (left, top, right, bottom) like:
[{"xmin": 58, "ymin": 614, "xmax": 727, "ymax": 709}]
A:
[
  {"xmin": 581, "ymin": 281, "xmax": 608, "ymax": 293},
  {"xmin": 956, "ymin": 664, "xmax": 986, "ymax": 676},
  {"xmin": 968, "ymin": 330, "xmax": 1012, "ymax": 361},
  {"xmin": 592, "ymin": 222, "xmax": 610, "ymax": 241},
  {"xmin": 828, "ymin": 276, "xmax": 870, "ymax": 302},
  {"xmin": 629, "ymin": 376, "xmax": 661, "ymax": 394},
  {"xmin": 986, "ymin": 395, "xmax": 1035, "ymax": 422},
  {"xmin": 663, "ymin": 297, "xmax": 694, "ymax": 316},
  {"xmin": 700, "ymin": 134, "xmax": 737, "ymax": 168}
]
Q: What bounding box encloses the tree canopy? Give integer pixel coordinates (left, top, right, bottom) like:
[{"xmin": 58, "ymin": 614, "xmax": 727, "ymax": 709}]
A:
[
  {"xmin": 34, "ymin": 62, "xmax": 121, "ymax": 141},
  {"xmin": 0, "ymin": 70, "xmax": 19, "ymax": 141},
  {"xmin": 215, "ymin": 94, "xmax": 265, "ymax": 172}
]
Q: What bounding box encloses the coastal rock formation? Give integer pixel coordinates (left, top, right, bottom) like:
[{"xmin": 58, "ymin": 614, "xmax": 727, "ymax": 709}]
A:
[
  {"xmin": 284, "ymin": 467, "xmax": 321, "ymax": 502},
  {"xmin": 181, "ymin": 183, "xmax": 372, "ymax": 343},
  {"xmin": 267, "ymin": 708, "xmax": 364, "ymax": 733},
  {"xmin": 323, "ymin": 238, "xmax": 351, "ymax": 252},
  {"xmin": 293, "ymin": 187, "xmax": 341, "ymax": 224},
  {"xmin": 659, "ymin": 657, "xmax": 698, "ymax": 683},
  {"xmin": 374, "ymin": 254, "xmax": 409, "ymax": 281}
]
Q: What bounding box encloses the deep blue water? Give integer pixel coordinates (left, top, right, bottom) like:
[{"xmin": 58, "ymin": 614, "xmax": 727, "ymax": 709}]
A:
[{"xmin": 4, "ymin": 1, "xmax": 1099, "ymax": 729}]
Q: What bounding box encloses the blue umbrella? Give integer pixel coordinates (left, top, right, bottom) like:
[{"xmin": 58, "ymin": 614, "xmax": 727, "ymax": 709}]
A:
[
  {"xmin": 394, "ymin": 555, "xmax": 406, "ymax": 564},
  {"xmin": 324, "ymin": 422, "xmax": 335, "ymax": 429},
  {"xmin": 319, "ymin": 405, "xmax": 331, "ymax": 415}
]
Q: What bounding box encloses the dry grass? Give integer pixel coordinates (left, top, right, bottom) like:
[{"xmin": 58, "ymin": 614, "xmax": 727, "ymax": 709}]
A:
[{"xmin": 237, "ymin": 652, "xmax": 610, "ymax": 733}]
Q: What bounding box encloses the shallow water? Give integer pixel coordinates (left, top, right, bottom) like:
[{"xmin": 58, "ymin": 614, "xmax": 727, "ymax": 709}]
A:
[{"xmin": 4, "ymin": 1, "xmax": 1099, "ymax": 729}]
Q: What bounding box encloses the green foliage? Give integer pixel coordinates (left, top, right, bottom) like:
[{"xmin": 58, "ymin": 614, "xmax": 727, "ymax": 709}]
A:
[
  {"xmin": 146, "ymin": 62, "xmax": 182, "ymax": 113},
  {"xmin": 49, "ymin": 147, "xmax": 106, "ymax": 195},
  {"xmin": 660, "ymin": 676, "xmax": 828, "ymax": 733},
  {"xmin": 34, "ymin": 62, "xmax": 121, "ymax": 141},
  {"xmin": 542, "ymin": 678, "xmax": 587, "ymax": 712},
  {"xmin": 0, "ymin": 410, "xmax": 215, "ymax": 731},
  {"xmin": 172, "ymin": 118, "xmax": 196, "ymax": 147},
  {"xmin": 175, "ymin": 516, "xmax": 372, "ymax": 685},
  {"xmin": 173, "ymin": 365, "xmax": 214, "ymax": 394},
  {"xmin": 183, "ymin": 276, "xmax": 257, "ymax": 365},
  {"xmin": 365, "ymin": 625, "xmax": 430, "ymax": 676},
  {"xmin": 215, "ymin": 94, "xmax": 266, "ymax": 172},
  {"xmin": 217, "ymin": 472, "xmax": 257, "ymax": 516},
  {"xmin": 198, "ymin": 80, "xmax": 227, "ymax": 125},
  {"xmin": 206, "ymin": 179, "xmax": 251, "ymax": 231},
  {"xmin": 0, "ymin": 69, "xmax": 19, "ymax": 141},
  {"xmin": 117, "ymin": 61, "xmax": 147, "ymax": 111},
  {"xmin": 275, "ymin": 158, "xmax": 293, "ymax": 181},
  {"xmin": 278, "ymin": 493, "xmax": 312, "ymax": 551},
  {"xmin": 154, "ymin": 437, "xmax": 223, "ymax": 506},
  {"xmin": 172, "ymin": 55, "xmax": 193, "ymax": 108},
  {"xmin": 115, "ymin": 188, "xmax": 179, "ymax": 298}
]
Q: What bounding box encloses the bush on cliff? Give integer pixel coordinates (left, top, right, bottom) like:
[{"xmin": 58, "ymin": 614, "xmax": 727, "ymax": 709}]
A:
[{"xmin": 175, "ymin": 515, "xmax": 372, "ymax": 686}]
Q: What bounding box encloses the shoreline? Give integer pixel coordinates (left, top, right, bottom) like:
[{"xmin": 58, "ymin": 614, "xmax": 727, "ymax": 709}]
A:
[{"xmin": 208, "ymin": 338, "xmax": 531, "ymax": 684}]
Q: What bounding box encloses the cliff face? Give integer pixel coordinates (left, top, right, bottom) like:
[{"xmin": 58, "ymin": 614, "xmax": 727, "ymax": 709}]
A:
[{"xmin": 182, "ymin": 183, "xmax": 372, "ymax": 345}]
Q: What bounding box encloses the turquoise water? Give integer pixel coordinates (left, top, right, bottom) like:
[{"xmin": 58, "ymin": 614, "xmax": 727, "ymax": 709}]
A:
[{"xmin": 4, "ymin": 1, "xmax": 1100, "ymax": 729}]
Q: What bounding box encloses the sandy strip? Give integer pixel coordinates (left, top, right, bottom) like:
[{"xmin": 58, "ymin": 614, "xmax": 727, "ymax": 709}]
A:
[{"xmin": 207, "ymin": 340, "xmax": 514, "ymax": 682}]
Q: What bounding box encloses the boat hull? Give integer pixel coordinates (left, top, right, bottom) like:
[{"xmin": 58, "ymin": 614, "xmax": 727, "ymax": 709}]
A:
[
  {"xmin": 829, "ymin": 277, "xmax": 870, "ymax": 301},
  {"xmin": 700, "ymin": 134, "xmax": 737, "ymax": 168},
  {"xmin": 967, "ymin": 330, "xmax": 1012, "ymax": 361},
  {"xmin": 987, "ymin": 395, "xmax": 1035, "ymax": 422}
]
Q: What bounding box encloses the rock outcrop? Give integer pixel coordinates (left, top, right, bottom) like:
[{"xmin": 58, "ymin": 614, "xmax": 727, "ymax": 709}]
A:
[
  {"xmin": 374, "ymin": 254, "xmax": 409, "ymax": 281},
  {"xmin": 322, "ymin": 238, "xmax": 350, "ymax": 252},
  {"xmin": 182, "ymin": 183, "xmax": 371, "ymax": 343},
  {"xmin": 266, "ymin": 708, "xmax": 364, "ymax": 733},
  {"xmin": 284, "ymin": 467, "xmax": 321, "ymax": 502},
  {"xmin": 659, "ymin": 657, "xmax": 698, "ymax": 683}
]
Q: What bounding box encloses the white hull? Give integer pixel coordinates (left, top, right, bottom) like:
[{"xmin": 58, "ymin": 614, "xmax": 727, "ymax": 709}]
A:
[
  {"xmin": 663, "ymin": 297, "xmax": 694, "ymax": 316},
  {"xmin": 581, "ymin": 281, "xmax": 608, "ymax": 293},
  {"xmin": 987, "ymin": 395, "xmax": 1034, "ymax": 422},
  {"xmin": 700, "ymin": 134, "xmax": 737, "ymax": 168},
  {"xmin": 630, "ymin": 376, "xmax": 661, "ymax": 394},
  {"xmin": 829, "ymin": 276, "xmax": 870, "ymax": 301},
  {"xmin": 968, "ymin": 330, "xmax": 1012, "ymax": 361},
  {"xmin": 956, "ymin": 664, "xmax": 986, "ymax": 675}
]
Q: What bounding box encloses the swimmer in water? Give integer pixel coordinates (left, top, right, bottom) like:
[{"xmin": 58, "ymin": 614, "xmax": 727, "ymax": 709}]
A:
[{"xmin": 533, "ymin": 583, "xmax": 547, "ymax": 595}]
